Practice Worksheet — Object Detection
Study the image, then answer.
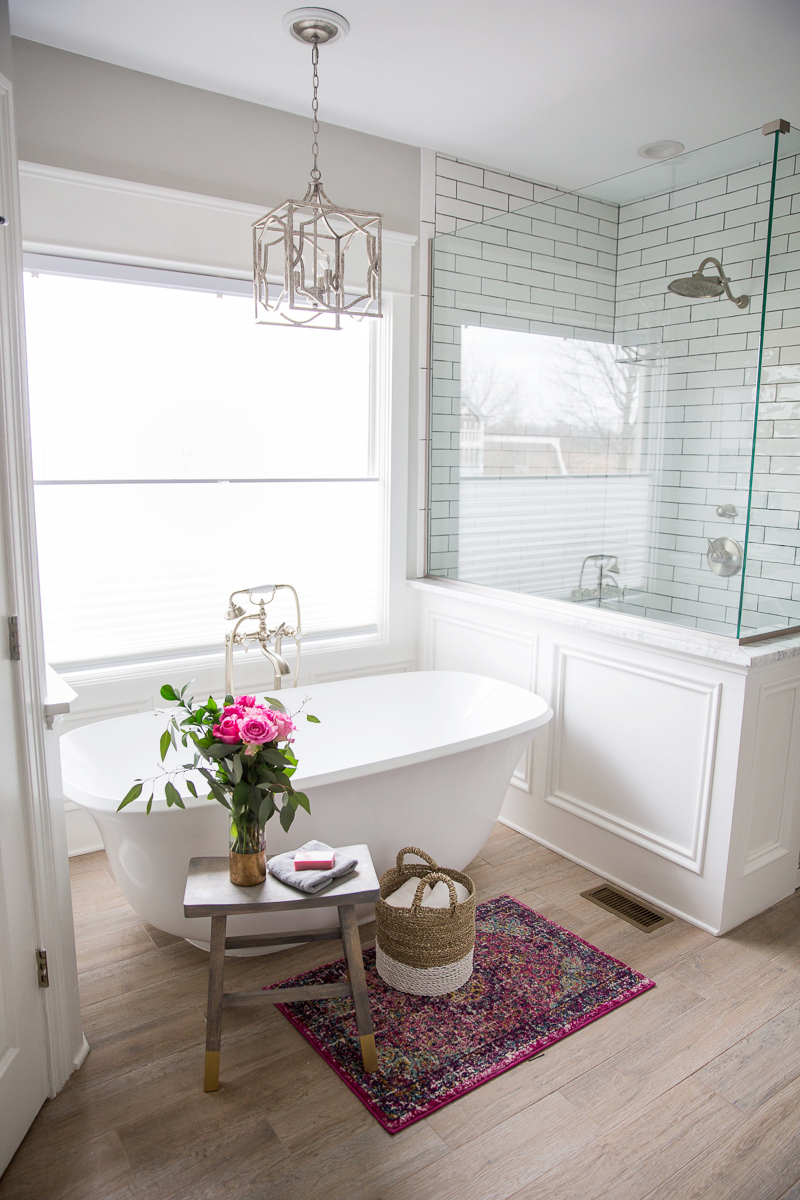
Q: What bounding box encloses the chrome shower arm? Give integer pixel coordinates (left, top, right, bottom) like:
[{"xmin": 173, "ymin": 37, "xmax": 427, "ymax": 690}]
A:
[{"xmin": 696, "ymin": 257, "xmax": 750, "ymax": 309}]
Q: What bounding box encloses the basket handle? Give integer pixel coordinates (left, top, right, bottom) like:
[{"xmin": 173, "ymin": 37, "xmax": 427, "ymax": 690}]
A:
[
  {"xmin": 410, "ymin": 872, "xmax": 459, "ymax": 915},
  {"xmin": 396, "ymin": 846, "xmax": 439, "ymax": 872}
]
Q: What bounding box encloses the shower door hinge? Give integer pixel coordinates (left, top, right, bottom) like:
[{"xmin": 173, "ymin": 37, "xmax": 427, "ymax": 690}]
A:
[
  {"xmin": 36, "ymin": 949, "xmax": 49, "ymax": 988},
  {"xmin": 7, "ymin": 615, "xmax": 20, "ymax": 661}
]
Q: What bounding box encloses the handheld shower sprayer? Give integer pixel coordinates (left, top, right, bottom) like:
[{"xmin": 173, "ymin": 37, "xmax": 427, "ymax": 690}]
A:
[{"xmin": 223, "ymin": 584, "xmax": 302, "ymax": 697}]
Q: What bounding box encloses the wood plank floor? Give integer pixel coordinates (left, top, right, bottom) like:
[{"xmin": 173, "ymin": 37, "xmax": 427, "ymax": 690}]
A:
[{"xmin": 3, "ymin": 824, "xmax": 800, "ymax": 1200}]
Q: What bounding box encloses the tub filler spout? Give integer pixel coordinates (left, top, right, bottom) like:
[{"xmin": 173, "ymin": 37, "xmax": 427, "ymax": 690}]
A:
[{"xmin": 223, "ymin": 583, "xmax": 301, "ymax": 695}]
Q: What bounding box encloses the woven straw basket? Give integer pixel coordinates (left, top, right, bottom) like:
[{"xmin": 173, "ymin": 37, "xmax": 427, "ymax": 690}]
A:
[{"xmin": 375, "ymin": 847, "xmax": 476, "ymax": 996}]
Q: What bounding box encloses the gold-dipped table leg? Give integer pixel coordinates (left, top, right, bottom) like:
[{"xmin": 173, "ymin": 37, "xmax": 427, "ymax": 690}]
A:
[
  {"xmin": 204, "ymin": 1050, "xmax": 221, "ymax": 1092},
  {"xmin": 360, "ymin": 1033, "xmax": 378, "ymax": 1073},
  {"xmin": 204, "ymin": 915, "xmax": 226, "ymax": 1092}
]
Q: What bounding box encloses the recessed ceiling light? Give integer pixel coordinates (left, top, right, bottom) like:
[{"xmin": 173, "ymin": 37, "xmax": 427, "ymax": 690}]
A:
[{"xmin": 637, "ymin": 140, "xmax": 685, "ymax": 161}]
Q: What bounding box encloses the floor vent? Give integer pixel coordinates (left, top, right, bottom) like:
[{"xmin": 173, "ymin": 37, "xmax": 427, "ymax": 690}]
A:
[{"xmin": 580, "ymin": 884, "xmax": 673, "ymax": 932}]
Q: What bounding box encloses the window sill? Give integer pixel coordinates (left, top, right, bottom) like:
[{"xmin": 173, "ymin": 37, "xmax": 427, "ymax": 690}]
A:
[{"xmin": 56, "ymin": 627, "xmax": 382, "ymax": 689}]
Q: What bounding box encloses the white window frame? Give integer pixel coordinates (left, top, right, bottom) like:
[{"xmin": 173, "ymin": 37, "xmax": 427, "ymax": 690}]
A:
[
  {"xmin": 18, "ymin": 162, "xmax": 415, "ymax": 715},
  {"xmin": 23, "ymin": 251, "xmax": 396, "ymax": 677}
]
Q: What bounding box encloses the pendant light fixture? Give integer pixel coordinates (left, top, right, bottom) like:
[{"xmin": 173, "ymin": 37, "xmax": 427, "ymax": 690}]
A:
[{"xmin": 252, "ymin": 7, "xmax": 382, "ymax": 330}]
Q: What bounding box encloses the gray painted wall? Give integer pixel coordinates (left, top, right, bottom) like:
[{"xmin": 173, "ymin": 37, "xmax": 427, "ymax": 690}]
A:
[{"xmin": 11, "ymin": 38, "xmax": 420, "ymax": 235}]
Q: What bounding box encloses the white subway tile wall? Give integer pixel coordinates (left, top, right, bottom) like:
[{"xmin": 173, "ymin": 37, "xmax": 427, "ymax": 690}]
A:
[{"xmin": 428, "ymin": 145, "xmax": 800, "ymax": 638}]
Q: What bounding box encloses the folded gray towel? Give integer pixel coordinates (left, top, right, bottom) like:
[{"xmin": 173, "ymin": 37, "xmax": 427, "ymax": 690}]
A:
[{"xmin": 267, "ymin": 840, "xmax": 358, "ymax": 895}]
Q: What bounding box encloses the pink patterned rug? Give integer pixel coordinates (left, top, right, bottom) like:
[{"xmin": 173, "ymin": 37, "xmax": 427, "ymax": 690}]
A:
[{"xmin": 267, "ymin": 894, "xmax": 655, "ymax": 1133}]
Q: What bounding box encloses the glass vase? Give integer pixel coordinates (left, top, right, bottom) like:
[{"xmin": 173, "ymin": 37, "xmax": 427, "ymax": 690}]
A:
[{"xmin": 229, "ymin": 820, "xmax": 266, "ymax": 887}]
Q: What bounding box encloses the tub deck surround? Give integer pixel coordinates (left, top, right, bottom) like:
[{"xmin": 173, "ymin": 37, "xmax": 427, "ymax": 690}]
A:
[
  {"xmin": 59, "ymin": 671, "xmax": 552, "ymax": 951},
  {"xmin": 410, "ymin": 578, "xmax": 800, "ymax": 936}
]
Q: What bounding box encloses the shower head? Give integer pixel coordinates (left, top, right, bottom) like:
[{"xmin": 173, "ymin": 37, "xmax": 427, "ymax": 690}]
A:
[
  {"xmin": 668, "ymin": 275, "xmax": 724, "ymax": 299},
  {"xmin": 667, "ymin": 257, "xmax": 749, "ymax": 308}
]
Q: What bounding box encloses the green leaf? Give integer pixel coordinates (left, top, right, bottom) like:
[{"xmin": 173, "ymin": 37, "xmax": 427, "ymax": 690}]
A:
[
  {"xmin": 231, "ymin": 755, "xmax": 243, "ymax": 784},
  {"xmin": 159, "ymin": 729, "xmax": 172, "ymax": 762},
  {"xmin": 186, "ymin": 780, "xmax": 198, "ymax": 798},
  {"xmin": 259, "ymin": 746, "xmax": 291, "ymax": 768},
  {"xmin": 207, "ymin": 743, "xmax": 237, "ymax": 760},
  {"xmin": 198, "ymin": 768, "xmax": 231, "ymax": 808},
  {"xmin": 180, "ymin": 683, "xmax": 190, "ymax": 698},
  {"xmin": 264, "ymin": 696, "xmax": 287, "ymax": 713},
  {"xmin": 164, "ymin": 781, "xmax": 185, "ymax": 809},
  {"xmin": 306, "ymin": 713, "xmax": 320, "ymax": 723},
  {"xmin": 224, "ymin": 694, "xmax": 235, "ymax": 706},
  {"xmin": 293, "ymin": 791, "xmax": 311, "ymax": 814},
  {"xmin": 117, "ymin": 782, "xmax": 143, "ymax": 811},
  {"xmin": 160, "ymin": 684, "xmax": 178, "ymax": 701},
  {"xmin": 146, "ymin": 794, "xmax": 153, "ymax": 815},
  {"xmin": 207, "ymin": 696, "xmax": 218, "ymax": 713},
  {"xmin": 258, "ymin": 795, "xmax": 275, "ymax": 825},
  {"xmin": 233, "ymin": 780, "xmax": 250, "ymax": 806},
  {"xmin": 279, "ymin": 802, "xmax": 295, "ymax": 832}
]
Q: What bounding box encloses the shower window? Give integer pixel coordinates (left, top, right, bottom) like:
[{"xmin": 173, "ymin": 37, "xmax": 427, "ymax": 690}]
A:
[{"xmin": 23, "ymin": 257, "xmax": 382, "ymax": 668}]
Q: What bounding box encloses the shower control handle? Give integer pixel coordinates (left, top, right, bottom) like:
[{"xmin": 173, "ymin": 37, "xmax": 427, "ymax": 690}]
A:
[{"xmin": 707, "ymin": 537, "xmax": 744, "ymax": 577}]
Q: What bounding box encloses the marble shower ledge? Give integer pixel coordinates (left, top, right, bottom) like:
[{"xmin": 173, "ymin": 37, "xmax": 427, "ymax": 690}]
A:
[{"xmin": 408, "ymin": 578, "xmax": 800, "ymax": 669}]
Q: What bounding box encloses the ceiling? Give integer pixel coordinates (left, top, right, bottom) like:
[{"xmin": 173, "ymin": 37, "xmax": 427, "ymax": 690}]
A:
[{"xmin": 9, "ymin": 0, "xmax": 800, "ymax": 189}]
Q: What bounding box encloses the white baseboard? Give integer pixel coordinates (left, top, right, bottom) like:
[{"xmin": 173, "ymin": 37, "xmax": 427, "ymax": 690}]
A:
[
  {"xmin": 64, "ymin": 802, "xmax": 103, "ymax": 856},
  {"xmin": 72, "ymin": 1035, "xmax": 90, "ymax": 1072},
  {"xmin": 497, "ymin": 816, "xmax": 722, "ymax": 937}
]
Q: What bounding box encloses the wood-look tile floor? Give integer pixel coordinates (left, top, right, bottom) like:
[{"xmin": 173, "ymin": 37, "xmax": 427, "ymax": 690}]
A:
[{"xmin": 3, "ymin": 825, "xmax": 800, "ymax": 1200}]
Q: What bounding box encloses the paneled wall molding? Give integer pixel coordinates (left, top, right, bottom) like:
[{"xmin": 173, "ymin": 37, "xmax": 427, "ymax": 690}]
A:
[
  {"xmin": 424, "ymin": 608, "xmax": 538, "ymax": 792},
  {"xmin": 547, "ymin": 644, "xmax": 721, "ymax": 873},
  {"xmin": 740, "ymin": 673, "xmax": 800, "ymax": 877},
  {"xmin": 415, "ymin": 580, "xmax": 800, "ymax": 934}
]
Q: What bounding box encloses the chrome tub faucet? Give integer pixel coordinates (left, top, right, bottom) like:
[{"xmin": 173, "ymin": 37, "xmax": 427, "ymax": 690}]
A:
[{"xmin": 223, "ymin": 584, "xmax": 302, "ymax": 697}]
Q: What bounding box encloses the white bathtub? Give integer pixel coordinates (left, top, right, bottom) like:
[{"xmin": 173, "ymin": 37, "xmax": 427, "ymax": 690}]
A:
[{"xmin": 61, "ymin": 671, "xmax": 552, "ymax": 951}]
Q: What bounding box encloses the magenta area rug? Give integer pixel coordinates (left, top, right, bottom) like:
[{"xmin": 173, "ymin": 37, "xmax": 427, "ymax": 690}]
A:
[{"xmin": 267, "ymin": 894, "xmax": 655, "ymax": 1133}]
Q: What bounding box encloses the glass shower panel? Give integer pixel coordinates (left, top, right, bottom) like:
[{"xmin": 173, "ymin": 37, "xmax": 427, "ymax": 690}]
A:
[
  {"xmin": 429, "ymin": 126, "xmax": 797, "ymax": 640},
  {"xmin": 740, "ymin": 126, "xmax": 800, "ymax": 639}
]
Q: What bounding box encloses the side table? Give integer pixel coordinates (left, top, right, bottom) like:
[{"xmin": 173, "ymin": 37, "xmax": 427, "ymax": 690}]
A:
[{"xmin": 183, "ymin": 844, "xmax": 380, "ymax": 1091}]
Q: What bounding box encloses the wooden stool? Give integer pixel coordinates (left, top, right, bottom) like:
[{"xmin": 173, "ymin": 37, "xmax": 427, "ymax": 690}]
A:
[{"xmin": 183, "ymin": 845, "xmax": 380, "ymax": 1092}]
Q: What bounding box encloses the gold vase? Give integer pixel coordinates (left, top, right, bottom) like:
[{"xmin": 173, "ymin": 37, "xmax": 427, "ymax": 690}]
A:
[{"xmin": 229, "ymin": 821, "xmax": 267, "ymax": 887}]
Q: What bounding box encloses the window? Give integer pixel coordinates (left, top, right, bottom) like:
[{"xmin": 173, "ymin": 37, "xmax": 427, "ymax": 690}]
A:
[{"xmin": 23, "ymin": 258, "xmax": 383, "ymax": 668}]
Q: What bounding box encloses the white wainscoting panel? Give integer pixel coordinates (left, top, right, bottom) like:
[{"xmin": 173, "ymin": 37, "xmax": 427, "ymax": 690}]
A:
[
  {"xmin": 741, "ymin": 677, "xmax": 800, "ymax": 877},
  {"xmin": 428, "ymin": 613, "xmax": 537, "ymax": 791},
  {"xmin": 547, "ymin": 645, "xmax": 720, "ymax": 873}
]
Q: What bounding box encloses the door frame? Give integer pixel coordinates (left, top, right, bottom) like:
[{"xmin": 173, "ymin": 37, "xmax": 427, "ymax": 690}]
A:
[{"xmin": 0, "ymin": 70, "xmax": 84, "ymax": 1097}]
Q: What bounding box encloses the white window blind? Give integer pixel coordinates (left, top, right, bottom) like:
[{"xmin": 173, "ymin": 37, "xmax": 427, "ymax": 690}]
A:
[{"xmin": 23, "ymin": 260, "xmax": 381, "ymax": 667}]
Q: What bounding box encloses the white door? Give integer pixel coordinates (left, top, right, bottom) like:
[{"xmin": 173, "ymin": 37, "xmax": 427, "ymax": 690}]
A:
[
  {"xmin": 0, "ymin": 647, "xmax": 49, "ymax": 1173},
  {"xmin": 0, "ymin": 68, "xmax": 55, "ymax": 1172}
]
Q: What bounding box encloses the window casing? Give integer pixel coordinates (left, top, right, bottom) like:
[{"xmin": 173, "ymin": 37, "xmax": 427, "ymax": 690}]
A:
[{"xmin": 23, "ymin": 255, "xmax": 389, "ymax": 669}]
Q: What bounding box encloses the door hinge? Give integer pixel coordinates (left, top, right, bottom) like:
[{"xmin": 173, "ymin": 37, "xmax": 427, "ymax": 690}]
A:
[
  {"xmin": 8, "ymin": 615, "xmax": 20, "ymax": 661},
  {"xmin": 36, "ymin": 949, "xmax": 49, "ymax": 988}
]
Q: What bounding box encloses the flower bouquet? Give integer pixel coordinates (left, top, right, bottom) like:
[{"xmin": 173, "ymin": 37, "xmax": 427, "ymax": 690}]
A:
[{"xmin": 118, "ymin": 684, "xmax": 319, "ymax": 886}]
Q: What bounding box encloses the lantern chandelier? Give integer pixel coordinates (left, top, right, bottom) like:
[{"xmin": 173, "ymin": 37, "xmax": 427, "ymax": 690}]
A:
[{"xmin": 252, "ymin": 7, "xmax": 383, "ymax": 330}]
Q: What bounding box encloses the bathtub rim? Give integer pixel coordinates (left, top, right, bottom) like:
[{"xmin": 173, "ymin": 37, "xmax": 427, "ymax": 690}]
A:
[{"xmin": 60, "ymin": 670, "xmax": 553, "ymax": 813}]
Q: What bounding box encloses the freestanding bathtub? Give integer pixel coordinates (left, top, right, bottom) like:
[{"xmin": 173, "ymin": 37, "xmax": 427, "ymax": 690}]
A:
[{"xmin": 60, "ymin": 671, "xmax": 552, "ymax": 951}]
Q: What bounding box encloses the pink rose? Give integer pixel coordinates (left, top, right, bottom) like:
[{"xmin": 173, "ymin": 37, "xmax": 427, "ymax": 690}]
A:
[
  {"xmin": 239, "ymin": 714, "xmax": 278, "ymax": 746},
  {"xmin": 212, "ymin": 714, "xmax": 242, "ymax": 744},
  {"xmin": 235, "ymin": 695, "xmax": 257, "ymax": 708},
  {"xmin": 269, "ymin": 711, "xmax": 295, "ymax": 740},
  {"xmin": 221, "ymin": 704, "xmax": 245, "ymax": 719}
]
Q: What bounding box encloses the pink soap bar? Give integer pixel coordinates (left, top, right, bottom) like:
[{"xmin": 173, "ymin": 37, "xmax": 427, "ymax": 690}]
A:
[{"xmin": 294, "ymin": 850, "xmax": 335, "ymax": 871}]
